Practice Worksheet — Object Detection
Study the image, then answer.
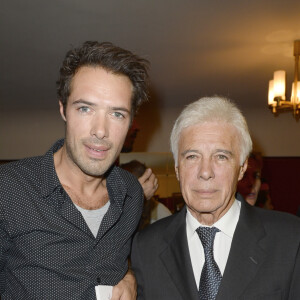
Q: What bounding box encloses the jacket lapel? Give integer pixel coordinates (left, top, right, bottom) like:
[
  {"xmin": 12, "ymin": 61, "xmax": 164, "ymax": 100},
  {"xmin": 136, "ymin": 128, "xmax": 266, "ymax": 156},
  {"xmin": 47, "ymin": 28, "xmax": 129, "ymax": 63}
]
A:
[
  {"xmin": 159, "ymin": 208, "xmax": 200, "ymax": 300},
  {"xmin": 216, "ymin": 200, "xmax": 267, "ymax": 299}
]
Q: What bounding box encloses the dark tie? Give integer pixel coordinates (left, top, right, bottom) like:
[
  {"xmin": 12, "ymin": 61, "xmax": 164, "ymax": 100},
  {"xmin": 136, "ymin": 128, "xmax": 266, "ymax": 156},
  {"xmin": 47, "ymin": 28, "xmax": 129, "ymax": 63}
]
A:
[{"xmin": 196, "ymin": 226, "xmax": 222, "ymax": 300}]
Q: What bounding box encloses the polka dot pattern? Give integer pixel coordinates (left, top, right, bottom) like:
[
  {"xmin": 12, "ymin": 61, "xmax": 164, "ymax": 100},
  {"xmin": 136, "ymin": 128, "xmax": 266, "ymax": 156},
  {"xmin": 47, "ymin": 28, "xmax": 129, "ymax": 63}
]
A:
[
  {"xmin": 0, "ymin": 139, "xmax": 144, "ymax": 299},
  {"xmin": 196, "ymin": 227, "xmax": 222, "ymax": 300}
]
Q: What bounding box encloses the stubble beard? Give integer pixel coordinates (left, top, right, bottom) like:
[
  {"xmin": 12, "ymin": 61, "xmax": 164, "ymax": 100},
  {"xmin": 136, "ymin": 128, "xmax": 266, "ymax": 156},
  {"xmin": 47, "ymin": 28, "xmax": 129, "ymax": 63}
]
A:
[{"xmin": 65, "ymin": 138, "xmax": 116, "ymax": 178}]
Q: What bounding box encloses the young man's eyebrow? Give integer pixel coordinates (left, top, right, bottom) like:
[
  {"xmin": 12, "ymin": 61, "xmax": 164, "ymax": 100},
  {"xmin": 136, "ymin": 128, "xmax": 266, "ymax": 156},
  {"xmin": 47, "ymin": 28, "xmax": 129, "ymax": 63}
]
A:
[
  {"xmin": 72, "ymin": 99, "xmax": 95, "ymax": 106},
  {"xmin": 111, "ymin": 106, "xmax": 131, "ymax": 114},
  {"xmin": 72, "ymin": 100, "xmax": 131, "ymax": 116}
]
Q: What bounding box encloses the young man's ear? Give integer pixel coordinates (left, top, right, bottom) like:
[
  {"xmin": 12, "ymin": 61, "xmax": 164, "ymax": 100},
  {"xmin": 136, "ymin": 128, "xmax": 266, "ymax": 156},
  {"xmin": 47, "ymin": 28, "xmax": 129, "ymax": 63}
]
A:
[
  {"xmin": 59, "ymin": 101, "xmax": 66, "ymax": 122},
  {"xmin": 238, "ymin": 158, "xmax": 248, "ymax": 181}
]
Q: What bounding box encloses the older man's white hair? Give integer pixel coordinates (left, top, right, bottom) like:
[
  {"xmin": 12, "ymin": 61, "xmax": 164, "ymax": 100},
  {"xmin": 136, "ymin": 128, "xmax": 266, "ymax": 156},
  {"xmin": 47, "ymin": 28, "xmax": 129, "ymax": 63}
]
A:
[{"xmin": 170, "ymin": 96, "xmax": 252, "ymax": 166}]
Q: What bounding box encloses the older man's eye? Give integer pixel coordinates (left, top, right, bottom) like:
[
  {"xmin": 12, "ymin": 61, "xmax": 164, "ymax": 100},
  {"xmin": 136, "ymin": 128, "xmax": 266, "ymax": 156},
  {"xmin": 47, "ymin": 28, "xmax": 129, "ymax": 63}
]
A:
[
  {"xmin": 186, "ymin": 155, "xmax": 197, "ymax": 160},
  {"xmin": 217, "ymin": 154, "xmax": 227, "ymax": 160}
]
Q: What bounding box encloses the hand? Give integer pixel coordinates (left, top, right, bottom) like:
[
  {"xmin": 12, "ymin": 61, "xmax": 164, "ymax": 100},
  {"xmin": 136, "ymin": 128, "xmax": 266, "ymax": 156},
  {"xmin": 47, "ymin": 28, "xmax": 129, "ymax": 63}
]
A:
[
  {"xmin": 138, "ymin": 168, "xmax": 158, "ymax": 200},
  {"xmin": 111, "ymin": 270, "xmax": 137, "ymax": 300}
]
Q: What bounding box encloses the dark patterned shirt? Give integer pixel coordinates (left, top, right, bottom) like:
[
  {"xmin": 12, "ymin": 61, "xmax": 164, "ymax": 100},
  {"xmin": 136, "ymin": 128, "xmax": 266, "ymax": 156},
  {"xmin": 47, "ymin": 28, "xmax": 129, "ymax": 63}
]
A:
[{"xmin": 0, "ymin": 139, "xmax": 143, "ymax": 299}]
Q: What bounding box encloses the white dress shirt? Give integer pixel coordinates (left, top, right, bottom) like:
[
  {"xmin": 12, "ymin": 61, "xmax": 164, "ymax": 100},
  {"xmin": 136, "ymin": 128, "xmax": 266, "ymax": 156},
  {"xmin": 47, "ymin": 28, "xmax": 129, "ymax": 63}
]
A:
[{"xmin": 186, "ymin": 199, "xmax": 241, "ymax": 288}]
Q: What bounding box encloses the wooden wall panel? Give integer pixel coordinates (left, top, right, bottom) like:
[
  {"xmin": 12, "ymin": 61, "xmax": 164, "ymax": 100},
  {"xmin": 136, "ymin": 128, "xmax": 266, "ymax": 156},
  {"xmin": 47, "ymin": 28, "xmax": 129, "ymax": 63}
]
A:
[{"xmin": 262, "ymin": 157, "xmax": 300, "ymax": 215}]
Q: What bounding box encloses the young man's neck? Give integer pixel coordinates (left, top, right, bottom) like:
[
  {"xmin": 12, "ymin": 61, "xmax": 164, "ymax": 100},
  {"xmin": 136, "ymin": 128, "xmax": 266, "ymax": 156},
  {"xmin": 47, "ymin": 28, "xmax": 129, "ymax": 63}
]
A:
[{"xmin": 53, "ymin": 146, "xmax": 109, "ymax": 210}]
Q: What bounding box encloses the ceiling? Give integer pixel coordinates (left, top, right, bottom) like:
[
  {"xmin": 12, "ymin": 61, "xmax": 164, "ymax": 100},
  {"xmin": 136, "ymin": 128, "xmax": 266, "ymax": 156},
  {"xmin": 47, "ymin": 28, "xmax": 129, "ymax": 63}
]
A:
[{"xmin": 1, "ymin": 0, "xmax": 300, "ymax": 113}]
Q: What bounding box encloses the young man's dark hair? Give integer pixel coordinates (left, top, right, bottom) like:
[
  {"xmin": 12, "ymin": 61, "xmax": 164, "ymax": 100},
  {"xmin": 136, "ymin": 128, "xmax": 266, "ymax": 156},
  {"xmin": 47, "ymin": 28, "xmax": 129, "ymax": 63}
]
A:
[{"xmin": 56, "ymin": 41, "xmax": 150, "ymax": 117}]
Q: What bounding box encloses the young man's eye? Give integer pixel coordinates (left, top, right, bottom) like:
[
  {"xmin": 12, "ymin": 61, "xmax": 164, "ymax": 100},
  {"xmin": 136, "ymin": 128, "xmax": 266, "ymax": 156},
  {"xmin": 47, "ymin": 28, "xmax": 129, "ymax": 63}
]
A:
[
  {"xmin": 78, "ymin": 106, "xmax": 90, "ymax": 113},
  {"xmin": 112, "ymin": 112, "xmax": 125, "ymax": 119}
]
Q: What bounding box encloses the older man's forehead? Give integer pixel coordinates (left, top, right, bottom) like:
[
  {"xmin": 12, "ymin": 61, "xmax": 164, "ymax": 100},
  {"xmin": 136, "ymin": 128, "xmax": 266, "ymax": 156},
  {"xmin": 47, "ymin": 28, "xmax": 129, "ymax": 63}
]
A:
[
  {"xmin": 179, "ymin": 122, "xmax": 241, "ymax": 156},
  {"xmin": 180, "ymin": 121, "xmax": 239, "ymax": 141}
]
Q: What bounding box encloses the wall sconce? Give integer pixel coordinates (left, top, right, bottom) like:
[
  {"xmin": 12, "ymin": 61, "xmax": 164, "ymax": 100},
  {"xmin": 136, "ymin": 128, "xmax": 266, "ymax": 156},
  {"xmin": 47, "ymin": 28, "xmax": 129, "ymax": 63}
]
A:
[{"xmin": 268, "ymin": 40, "xmax": 300, "ymax": 118}]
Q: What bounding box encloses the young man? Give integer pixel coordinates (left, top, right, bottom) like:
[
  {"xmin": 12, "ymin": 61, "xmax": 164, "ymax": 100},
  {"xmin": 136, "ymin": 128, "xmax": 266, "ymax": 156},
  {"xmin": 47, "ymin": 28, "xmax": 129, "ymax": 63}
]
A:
[
  {"xmin": 0, "ymin": 41, "xmax": 150, "ymax": 299},
  {"xmin": 131, "ymin": 96, "xmax": 300, "ymax": 300}
]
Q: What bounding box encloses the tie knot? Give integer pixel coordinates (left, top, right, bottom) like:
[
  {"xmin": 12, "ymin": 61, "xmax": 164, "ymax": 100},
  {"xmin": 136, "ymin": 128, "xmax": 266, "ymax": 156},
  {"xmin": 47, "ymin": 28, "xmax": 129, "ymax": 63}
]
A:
[{"xmin": 196, "ymin": 226, "xmax": 219, "ymax": 249}]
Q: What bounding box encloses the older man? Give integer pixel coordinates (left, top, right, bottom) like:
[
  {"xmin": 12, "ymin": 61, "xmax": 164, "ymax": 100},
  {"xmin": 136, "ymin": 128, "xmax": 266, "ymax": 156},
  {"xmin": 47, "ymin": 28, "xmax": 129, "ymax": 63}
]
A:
[{"xmin": 131, "ymin": 96, "xmax": 300, "ymax": 300}]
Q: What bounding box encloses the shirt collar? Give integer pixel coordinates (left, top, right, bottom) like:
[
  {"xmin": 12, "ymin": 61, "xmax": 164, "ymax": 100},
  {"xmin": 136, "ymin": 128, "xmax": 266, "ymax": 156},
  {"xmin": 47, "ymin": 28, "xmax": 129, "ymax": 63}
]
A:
[
  {"xmin": 40, "ymin": 139, "xmax": 129, "ymax": 209},
  {"xmin": 40, "ymin": 138, "xmax": 64, "ymax": 198},
  {"xmin": 186, "ymin": 199, "xmax": 241, "ymax": 241},
  {"xmin": 106, "ymin": 165, "xmax": 128, "ymax": 209}
]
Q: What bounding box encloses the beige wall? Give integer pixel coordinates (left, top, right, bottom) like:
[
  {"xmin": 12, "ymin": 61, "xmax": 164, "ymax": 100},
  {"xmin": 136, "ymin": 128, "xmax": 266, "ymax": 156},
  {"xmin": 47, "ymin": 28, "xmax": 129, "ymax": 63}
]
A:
[
  {"xmin": 119, "ymin": 152, "xmax": 181, "ymax": 199},
  {"xmin": 1, "ymin": 106, "xmax": 299, "ymax": 198},
  {"xmin": 133, "ymin": 104, "xmax": 300, "ymax": 157},
  {"xmin": 1, "ymin": 105, "xmax": 300, "ymax": 160},
  {"xmin": 0, "ymin": 109, "xmax": 65, "ymax": 160}
]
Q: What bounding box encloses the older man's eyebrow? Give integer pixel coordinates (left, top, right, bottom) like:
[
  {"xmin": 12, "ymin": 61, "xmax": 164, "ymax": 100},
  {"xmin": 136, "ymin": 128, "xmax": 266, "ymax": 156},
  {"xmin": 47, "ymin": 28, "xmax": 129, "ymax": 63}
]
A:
[
  {"xmin": 180, "ymin": 149, "xmax": 234, "ymax": 156},
  {"xmin": 181, "ymin": 149, "xmax": 200, "ymax": 156},
  {"xmin": 215, "ymin": 149, "xmax": 233, "ymax": 157}
]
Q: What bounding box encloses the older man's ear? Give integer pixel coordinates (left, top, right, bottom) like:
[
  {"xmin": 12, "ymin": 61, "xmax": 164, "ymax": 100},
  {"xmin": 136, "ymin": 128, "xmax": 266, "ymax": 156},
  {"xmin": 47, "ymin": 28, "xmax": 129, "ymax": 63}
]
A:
[
  {"xmin": 238, "ymin": 159, "xmax": 248, "ymax": 181},
  {"xmin": 175, "ymin": 166, "xmax": 179, "ymax": 181}
]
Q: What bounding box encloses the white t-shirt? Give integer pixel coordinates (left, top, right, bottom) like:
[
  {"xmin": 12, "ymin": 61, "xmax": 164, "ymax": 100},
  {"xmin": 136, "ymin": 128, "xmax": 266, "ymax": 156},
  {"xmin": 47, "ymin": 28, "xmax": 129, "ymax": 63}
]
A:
[{"xmin": 75, "ymin": 201, "xmax": 110, "ymax": 237}]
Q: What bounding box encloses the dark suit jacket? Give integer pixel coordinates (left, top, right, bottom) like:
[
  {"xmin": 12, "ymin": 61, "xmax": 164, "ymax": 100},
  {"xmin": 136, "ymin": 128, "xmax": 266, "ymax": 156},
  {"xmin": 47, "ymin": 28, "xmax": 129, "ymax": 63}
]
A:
[{"xmin": 131, "ymin": 200, "xmax": 300, "ymax": 300}]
